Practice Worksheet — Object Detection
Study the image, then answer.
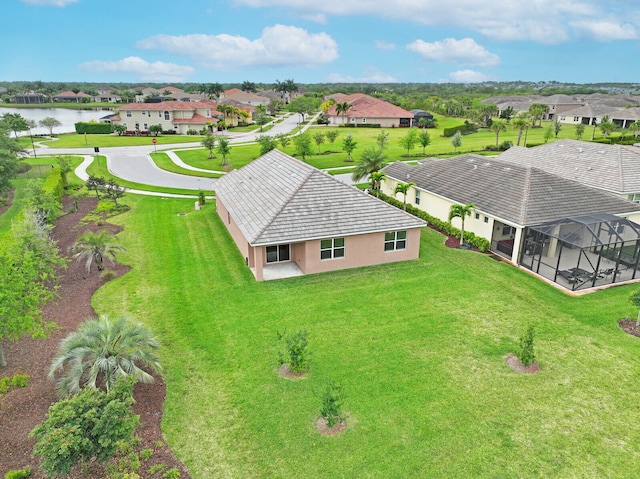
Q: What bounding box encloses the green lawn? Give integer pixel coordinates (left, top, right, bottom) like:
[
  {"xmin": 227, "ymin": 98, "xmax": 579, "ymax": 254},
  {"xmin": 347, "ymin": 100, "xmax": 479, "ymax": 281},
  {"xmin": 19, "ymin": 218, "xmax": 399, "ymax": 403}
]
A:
[
  {"xmin": 90, "ymin": 195, "xmax": 640, "ymax": 479},
  {"xmin": 39, "ymin": 133, "xmax": 204, "ymax": 149},
  {"xmin": 150, "ymin": 152, "xmax": 222, "ymax": 179}
]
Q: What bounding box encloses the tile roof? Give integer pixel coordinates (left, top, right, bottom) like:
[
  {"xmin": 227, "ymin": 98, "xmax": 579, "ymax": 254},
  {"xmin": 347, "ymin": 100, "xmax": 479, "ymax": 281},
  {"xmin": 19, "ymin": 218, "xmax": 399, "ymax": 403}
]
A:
[
  {"xmin": 498, "ymin": 140, "xmax": 640, "ymax": 195},
  {"xmin": 121, "ymin": 100, "xmax": 217, "ymax": 111},
  {"xmin": 383, "ymin": 155, "xmax": 640, "ymax": 226},
  {"xmin": 173, "ymin": 113, "xmax": 217, "ymax": 124},
  {"xmin": 54, "ymin": 90, "xmax": 90, "ymax": 98},
  {"xmin": 215, "ymin": 150, "xmax": 426, "ymax": 246},
  {"xmin": 327, "ymin": 94, "xmax": 413, "ymax": 119},
  {"xmin": 223, "ymin": 91, "xmax": 270, "ymax": 102},
  {"xmin": 559, "ymin": 104, "xmax": 620, "ymax": 118}
]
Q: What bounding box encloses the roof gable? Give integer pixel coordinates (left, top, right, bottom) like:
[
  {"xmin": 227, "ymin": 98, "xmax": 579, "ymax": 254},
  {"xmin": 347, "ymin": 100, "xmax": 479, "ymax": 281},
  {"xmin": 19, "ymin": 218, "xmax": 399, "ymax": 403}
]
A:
[{"xmin": 215, "ymin": 150, "xmax": 425, "ymax": 245}]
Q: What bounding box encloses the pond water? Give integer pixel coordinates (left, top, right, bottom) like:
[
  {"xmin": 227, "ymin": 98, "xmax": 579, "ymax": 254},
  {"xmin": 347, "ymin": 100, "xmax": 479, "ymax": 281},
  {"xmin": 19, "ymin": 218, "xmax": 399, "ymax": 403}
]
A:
[{"xmin": 0, "ymin": 107, "xmax": 114, "ymax": 136}]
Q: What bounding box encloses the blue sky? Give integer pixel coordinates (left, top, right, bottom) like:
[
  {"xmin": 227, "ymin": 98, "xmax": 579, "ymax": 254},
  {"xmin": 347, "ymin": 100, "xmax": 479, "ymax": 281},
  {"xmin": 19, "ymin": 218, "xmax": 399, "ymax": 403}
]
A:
[{"xmin": 4, "ymin": 0, "xmax": 640, "ymax": 84}]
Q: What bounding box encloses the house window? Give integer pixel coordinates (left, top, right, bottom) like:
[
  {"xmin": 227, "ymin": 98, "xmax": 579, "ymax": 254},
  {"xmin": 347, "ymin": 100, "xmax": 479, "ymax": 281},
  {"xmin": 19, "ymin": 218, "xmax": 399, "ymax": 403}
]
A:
[
  {"xmin": 484, "ymin": 216, "xmax": 489, "ymax": 223},
  {"xmin": 143, "ymin": 123, "xmax": 148, "ymax": 130},
  {"xmin": 165, "ymin": 111, "xmax": 170, "ymax": 120},
  {"xmin": 475, "ymin": 213, "xmax": 480, "ymax": 220},
  {"xmin": 351, "ymin": 117, "xmax": 356, "ymax": 123},
  {"xmin": 415, "ymin": 190, "xmax": 421, "ymax": 205},
  {"xmin": 362, "ymin": 118, "xmax": 367, "ymax": 123},
  {"xmin": 142, "ymin": 111, "xmax": 146, "ymax": 116},
  {"xmin": 320, "ymin": 238, "xmax": 345, "ymax": 260},
  {"xmin": 574, "ymin": 116, "xmax": 580, "ymax": 122},
  {"xmin": 159, "ymin": 111, "xmax": 162, "ymax": 118},
  {"xmin": 628, "ymin": 194, "xmax": 640, "ymax": 203},
  {"xmin": 560, "ymin": 115, "xmax": 565, "ymax": 121},
  {"xmin": 384, "ymin": 231, "xmax": 407, "ymax": 251},
  {"xmin": 173, "ymin": 124, "xmax": 178, "ymax": 129},
  {"xmin": 126, "ymin": 111, "xmax": 132, "ymax": 117},
  {"xmin": 266, "ymin": 244, "xmax": 290, "ymax": 263}
]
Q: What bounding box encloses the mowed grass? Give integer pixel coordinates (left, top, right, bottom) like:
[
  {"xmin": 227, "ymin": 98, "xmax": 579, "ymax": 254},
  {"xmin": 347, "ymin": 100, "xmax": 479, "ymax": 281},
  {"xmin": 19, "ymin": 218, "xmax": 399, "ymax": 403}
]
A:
[
  {"xmin": 91, "ymin": 195, "xmax": 640, "ymax": 479},
  {"xmin": 39, "ymin": 133, "xmax": 204, "ymax": 149}
]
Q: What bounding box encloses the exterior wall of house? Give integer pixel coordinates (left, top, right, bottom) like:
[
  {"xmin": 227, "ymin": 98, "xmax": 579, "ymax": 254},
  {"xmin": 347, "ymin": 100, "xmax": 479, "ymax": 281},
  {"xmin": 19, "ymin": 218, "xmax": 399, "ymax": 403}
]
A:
[
  {"xmin": 216, "ymin": 198, "xmax": 251, "ymax": 262},
  {"xmin": 330, "ymin": 116, "xmax": 408, "ymax": 128},
  {"xmin": 116, "ymin": 106, "xmax": 214, "ymax": 133}
]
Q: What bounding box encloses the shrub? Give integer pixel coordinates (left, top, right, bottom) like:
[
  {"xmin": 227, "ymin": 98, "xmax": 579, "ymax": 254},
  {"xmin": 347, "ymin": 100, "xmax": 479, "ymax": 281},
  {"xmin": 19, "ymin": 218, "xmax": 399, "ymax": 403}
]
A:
[
  {"xmin": 74, "ymin": 122, "xmax": 112, "ymax": 134},
  {"xmin": 100, "ymin": 269, "xmax": 117, "ymax": 281},
  {"xmin": 4, "ymin": 467, "xmax": 31, "ymax": 479},
  {"xmin": 278, "ymin": 330, "xmax": 310, "ymax": 373},
  {"xmin": 149, "ymin": 464, "xmax": 166, "ymax": 475},
  {"xmin": 11, "ymin": 374, "xmax": 29, "ymax": 388},
  {"xmin": 320, "ymin": 381, "xmax": 344, "ymax": 427},
  {"xmin": 163, "ymin": 469, "xmax": 181, "ymax": 479},
  {"xmin": 0, "ymin": 377, "xmax": 10, "ymax": 394},
  {"xmin": 186, "ymin": 129, "xmax": 198, "ymax": 135},
  {"xmin": 518, "ymin": 324, "xmax": 536, "ymax": 366},
  {"xmin": 443, "ymin": 122, "xmax": 476, "ymax": 137},
  {"xmin": 198, "ymin": 191, "xmax": 206, "ymax": 205},
  {"xmin": 139, "ymin": 449, "xmax": 154, "ymax": 460}
]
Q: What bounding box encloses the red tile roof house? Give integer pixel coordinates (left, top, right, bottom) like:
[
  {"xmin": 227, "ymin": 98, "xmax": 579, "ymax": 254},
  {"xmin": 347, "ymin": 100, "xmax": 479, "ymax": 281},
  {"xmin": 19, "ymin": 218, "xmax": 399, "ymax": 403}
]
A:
[
  {"xmin": 326, "ymin": 93, "xmax": 414, "ymax": 128},
  {"xmin": 215, "ymin": 150, "xmax": 426, "ymax": 281},
  {"xmin": 113, "ymin": 100, "xmax": 219, "ymax": 134}
]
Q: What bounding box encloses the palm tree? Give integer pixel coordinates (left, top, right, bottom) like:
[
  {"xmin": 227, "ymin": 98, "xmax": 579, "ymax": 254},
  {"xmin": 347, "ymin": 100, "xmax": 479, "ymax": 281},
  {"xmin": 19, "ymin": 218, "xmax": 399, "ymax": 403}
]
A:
[
  {"xmin": 448, "ymin": 203, "xmax": 475, "ymax": 247},
  {"xmin": 394, "ymin": 181, "xmax": 415, "ymax": 211},
  {"xmin": 48, "ymin": 315, "xmax": 162, "ymax": 396},
  {"xmin": 511, "ymin": 115, "xmax": 529, "ymax": 146},
  {"xmin": 335, "ymin": 101, "xmax": 351, "ymax": 125},
  {"xmin": 351, "ymin": 147, "xmax": 386, "ymax": 183},
  {"xmin": 70, "ymin": 230, "xmax": 125, "ymax": 273},
  {"xmin": 490, "ymin": 119, "xmax": 507, "ymax": 147},
  {"xmin": 218, "ymin": 137, "xmax": 231, "ymax": 166},
  {"xmin": 370, "ymin": 171, "xmax": 386, "ymax": 197}
]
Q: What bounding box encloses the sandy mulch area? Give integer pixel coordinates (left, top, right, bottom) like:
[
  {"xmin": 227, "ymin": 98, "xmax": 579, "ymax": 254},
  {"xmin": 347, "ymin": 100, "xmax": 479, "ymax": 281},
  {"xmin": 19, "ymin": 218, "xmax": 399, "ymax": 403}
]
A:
[
  {"xmin": 0, "ymin": 196, "xmax": 190, "ymax": 478},
  {"xmin": 504, "ymin": 353, "xmax": 541, "ymax": 374}
]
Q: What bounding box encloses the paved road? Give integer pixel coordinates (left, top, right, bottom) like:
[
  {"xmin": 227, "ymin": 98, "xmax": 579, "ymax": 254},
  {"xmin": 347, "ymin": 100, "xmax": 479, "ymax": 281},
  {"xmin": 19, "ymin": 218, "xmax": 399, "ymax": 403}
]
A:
[{"xmin": 38, "ymin": 111, "xmax": 328, "ymax": 192}]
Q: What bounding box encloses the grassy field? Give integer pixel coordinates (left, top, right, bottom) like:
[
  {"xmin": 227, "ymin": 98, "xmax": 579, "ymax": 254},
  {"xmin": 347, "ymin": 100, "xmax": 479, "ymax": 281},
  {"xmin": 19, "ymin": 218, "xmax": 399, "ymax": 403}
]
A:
[
  {"xmin": 90, "ymin": 195, "xmax": 640, "ymax": 479},
  {"xmin": 38, "ymin": 133, "xmax": 204, "ymax": 149},
  {"xmin": 150, "ymin": 152, "xmax": 222, "ymax": 179}
]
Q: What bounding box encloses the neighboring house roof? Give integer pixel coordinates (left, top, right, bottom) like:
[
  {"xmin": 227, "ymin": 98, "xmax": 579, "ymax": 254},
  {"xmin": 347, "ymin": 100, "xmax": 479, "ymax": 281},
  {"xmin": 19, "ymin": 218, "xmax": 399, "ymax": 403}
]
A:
[
  {"xmin": 224, "ymin": 88, "xmax": 242, "ymax": 95},
  {"xmin": 541, "ymin": 94, "xmax": 583, "ymax": 106},
  {"xmin": 384, "ymin": 155, "xmax": 640, "ymax": 226},
  {"xmin": 173, "ymin": 113, "xmax": 217, "ymax": 124},
  {"xmin": 559, "ymin": 103, "xmax": 619, "ymax": 119},
  {"xmin": 327, "ymin": 94, "xmax": 413, "ymax": 119},
  {"xmin": 54, "ymin": 90, "xmax": 90, "ymax": 98},
  {"xmin": 608, "ymin": 107, "xmax": 640, "ymax": 121},
  {"xmin": 498, "ymin": 140, "xmax": 640, "ymax": 195},
  {"xmin": 223, "ymin": 90, "xmax": 270, "ymax": 103},
  {"xmin": 256, "ymin": 90, "xmax": 282, "ymax": 100},
  {"xmin": 215, "ymin": 150, "xmax": 425, "ymax": 246},
  {"xmin": 120, "ymin": 100, "xmax": 217, "ymax": 111}
]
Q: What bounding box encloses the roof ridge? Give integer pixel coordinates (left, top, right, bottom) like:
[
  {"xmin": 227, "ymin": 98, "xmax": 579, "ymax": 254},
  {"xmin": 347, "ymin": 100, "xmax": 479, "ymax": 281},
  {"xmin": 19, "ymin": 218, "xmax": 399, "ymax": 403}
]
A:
[
  {"xmin": 616, "ymin": 144, "xmax": 626, "ymax": 193},
  {"xmin": 252, "ymin": 160, "xmax": 314, "ymax": 242},
  {"xmin": 519, "ymin": 166, "xmax": 533, "ymax": 225}
]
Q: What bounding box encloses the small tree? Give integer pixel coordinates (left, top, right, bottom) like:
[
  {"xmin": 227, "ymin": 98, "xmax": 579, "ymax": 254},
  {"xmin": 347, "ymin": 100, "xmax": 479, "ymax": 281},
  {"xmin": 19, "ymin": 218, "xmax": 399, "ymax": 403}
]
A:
[
  {"xmin": 218, "ymin": 137, "xmax": 231, "ymax": 166},
  {"xmin": 399, "ymin": 128, "xmax": 418, "ymax": 156},
  {"xmin": 370, "ymin": 171, "xmax": 386, "ymax": 197},
  {"xmin": 517, "ymin": 324, "xmax": 536, "ymax": 366},
  {"xmin": 112, "ymin": 123, "xmax": 126, "ymax": 136},
  {"xmin": 86, "ymin": 175, "xmax": 106, "ymax": 200},
  {"xmin": 202, "ymin": 132, "xmax": 217, "ymax": 159},
  {"xmin": 448, "ymin": 203, "xmax": 475, "ymax": 246},
  {"xmin": 418, "ymin": 129, "xmax": 431, "ymax": 154},
  {"xmin": 320, "ymin": 381, "xmax": 344, "ymax": 428},
  {"xmin": 198, "ymin": 190, "xmax": 206, "ymax": 206},
  {"xmin": 376, "ymin": 130, "xmax": 389, "ymax": 151},
  {"xmin": 575, "ymin": 123, "xmax": 586, "ymax": 140},
  {"xmin": 554, "ymin": 120, "xmax": 562, "ymax": 138},
  {"xmin": 39, "ymin": 116, "xmax": 62, "ymax": 136},
  {"xmin": 31, "ymin": 376, "xmax": 139, "ymax": 477},
  {"xmin": 102, "ymin": 178, "xmax": 126, "ymax": 206},
  {"xmin": 543, "ymin": 125, "xmax": 554, "ymax": 143},
  {"xmin": 394, "ymin": 181, "xmax": 415, "ymax": 211},
  {"xmin": 276, "ymin": 133, "xmax": 291, "ymax": 150},
  {"xmin": 257, "ymin": 135, "xmax": 278, "ymax": 156},
  {"xmin": 342, "ymin": 134, "xmax": 357, "ymax": 162},
  {"xmin": 490, "ymin": 119, "xmax": 507, "ymax": 147},
  {"xmin": 70, "ymin": 230, "xmax": 125, "ymax": 273},
  {"xmin": 630, "ymin": 289, "xmax": 640, "ymax": 326},
  {"xmin": 293, "ymin": 133, "xmax": 313, "ymax": 161},
  {"xmin": 352, "ymin": 147, "xmax": 386, "ymax": 184},
  {"xmin": 56, "ymin": 156, "xmax": 72, "ymax": 189},
  {"xmin": 313, "ymin": 131, "xmax": 326, "ymax": 155},
  {"xmin": 325, "ymin": 130, "xmax": 339, "ymax": 151},
  {"xmin": 149, "ymin": 124, "xmax": 163, "ymax": 136},
  {"xmin": 451, "ymin": 130, "xmax": 462, "ymax": 152},
  {"xmin": 278, "ymin": 330, "xmax": 309, "ymax": 373}
]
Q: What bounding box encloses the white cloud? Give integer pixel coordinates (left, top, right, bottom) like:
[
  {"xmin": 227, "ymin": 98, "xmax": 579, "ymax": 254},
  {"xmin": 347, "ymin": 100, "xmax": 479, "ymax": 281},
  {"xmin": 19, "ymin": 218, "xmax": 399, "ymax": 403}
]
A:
[
  {"xmin": 407, "ymin": 38, "xmax": 499, "ymax": 67},
  {"xmin": 570, "ymin": 20, "xmax": 638, "ymax": 41},
  {"xmin": 79, "ymin": 57, "xmax": 195, "ymax": 82},
  {"xmin": 136, "ymin": 24, "xmax": 338, "ymax": 70},
  {"xmin": 445, "ymin": 70, "xmax": 496, "ymax": 83},
  {"xmin": 327, "ymin": 68, "xmax": 398, "ymax": 83},
  {"xmin": 231, "ymin": 0, "xmax": 637, "ymax": 44},
  {"xmin": 21, "ymin": 0, "xmax": 78, "ymax": 5},
  {"xmin": 375, "ymin": 40, "xmax": 396, "ymax": 51}
]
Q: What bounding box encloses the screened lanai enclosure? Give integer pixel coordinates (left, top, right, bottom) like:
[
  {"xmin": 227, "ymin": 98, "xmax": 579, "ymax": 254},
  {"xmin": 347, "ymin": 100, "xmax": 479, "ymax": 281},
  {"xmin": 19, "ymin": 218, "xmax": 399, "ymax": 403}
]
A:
[{"xmin": 519, "ymin": 214, "xmax": 640, "ymax": 291}]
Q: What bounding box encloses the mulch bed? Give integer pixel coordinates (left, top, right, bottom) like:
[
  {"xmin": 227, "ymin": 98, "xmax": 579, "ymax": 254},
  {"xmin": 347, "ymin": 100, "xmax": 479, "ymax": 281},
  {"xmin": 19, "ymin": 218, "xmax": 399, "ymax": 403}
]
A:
[
  {"xmin": 315, "ymin": 417, "xmax": 346, "ymax": 436},
  {"xmin": 277, "ymin": 364, "xmax": 306, "ymax": 379},
  {"xmin": 618, "ymin": 318, "xmax": 640, "ymax": 338},
  {"xmin": 0, "ymin": 196, "xmax": 190, "ymax": 478},
  {"xmin": 504, "ymin": 353, "xmax": 541, "ymax": 374}
]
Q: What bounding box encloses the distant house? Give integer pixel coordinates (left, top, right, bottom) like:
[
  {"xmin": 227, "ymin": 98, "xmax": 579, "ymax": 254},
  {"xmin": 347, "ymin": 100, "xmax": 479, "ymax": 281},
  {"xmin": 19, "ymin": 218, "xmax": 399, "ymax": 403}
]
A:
[
  {"xmin": 382, "ymin": 155, "xmax": 640, "ymax": 291},
  {"xmin": 11, "ymin": 92, "xmax": 47, "ymax": 104},
  {"xmin": 222, "ymin": 90, "xmax": 270, "ymax": 107},
  {"xmin": 112, "ymin": 100, "xmax": 219, "ymax": 134},
  {"xmin": 93, "ymin": 92, "xmax": 121, "ymax": 103},
  {"xmin": 410, "ymin": 109, "xmax": 434, "ymax": 127},
  {"xmin": 215, "ymin": 150, "xmax": 426, "ymax": 281},
  {"xmin": 326, "ymin": 93, "xmax": 413, "ymax": 128},
  {"xmin": 53, "ymin": 91, "xmax": 91, "ymax": 102}
]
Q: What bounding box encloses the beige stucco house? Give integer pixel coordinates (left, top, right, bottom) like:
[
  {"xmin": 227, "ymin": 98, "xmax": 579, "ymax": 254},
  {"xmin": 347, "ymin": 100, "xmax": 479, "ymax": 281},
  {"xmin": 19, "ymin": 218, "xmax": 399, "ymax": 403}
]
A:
[
  {"xmin": 112, "ymin": 100, "xmax": 219, "ymax": 134},
  {"xmin": 215, "ymin": 150, "xmax": 426, "ymax": 281},
  {"xmin": 326, "ymin": 93, "xmax": 413, "ymax": 128},
  {"xmin": 383, "ymin": 155, "xmax": 640, "ymax": 291}
]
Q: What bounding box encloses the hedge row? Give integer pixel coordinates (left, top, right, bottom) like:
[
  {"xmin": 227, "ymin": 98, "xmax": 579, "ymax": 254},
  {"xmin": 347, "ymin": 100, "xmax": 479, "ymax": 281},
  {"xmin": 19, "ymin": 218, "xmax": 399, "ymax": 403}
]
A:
[
  {"xmin": 339, "ymin": 124, "xmax": 382, "ymax": 128},
  {"xmin": 375, "ymin": 191, "xmax": 491, "ymax": 252},
  {"xmin": 43, "ymin": 167, "xmax": 64, "ymax": 202},
  {"xmin": 443, "ymin": 122, "xmax": 476, "ymax": 137},
  {"xmin": 74, "ymin": 122, "xmax": 112, "ymax": 134}
]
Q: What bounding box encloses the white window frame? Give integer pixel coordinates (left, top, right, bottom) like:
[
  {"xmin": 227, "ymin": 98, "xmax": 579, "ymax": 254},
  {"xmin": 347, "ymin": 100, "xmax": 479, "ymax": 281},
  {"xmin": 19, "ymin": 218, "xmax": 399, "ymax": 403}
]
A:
[
  {"xmin": 126, "ymin": 111, "xmax": 132, "ymax": 117},
  {"xmin": 415, "ymin": 190, "xmax": 421, "ymax": 205},
  {"xmin": 384, "ymin": 231, "xmax": 407, "ymax": 252},
  {"xmin": 266, "ymin": 244, "xmax": 291, "ymax": 263},
  {"xmin": 320, "ymin": 238, "xmax": 345, "ymax": 260}
]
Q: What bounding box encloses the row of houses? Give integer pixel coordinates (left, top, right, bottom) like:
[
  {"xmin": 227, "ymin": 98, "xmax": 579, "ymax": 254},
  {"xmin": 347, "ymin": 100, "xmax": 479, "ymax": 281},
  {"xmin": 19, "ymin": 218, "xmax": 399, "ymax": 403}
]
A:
[
  {"xmin": 483, "ymin": 93, "xmax": 640, "ymax": 127},
  {"xmin": 215, "ymin": 140, "xmax": 640, "ymax": 293}
]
